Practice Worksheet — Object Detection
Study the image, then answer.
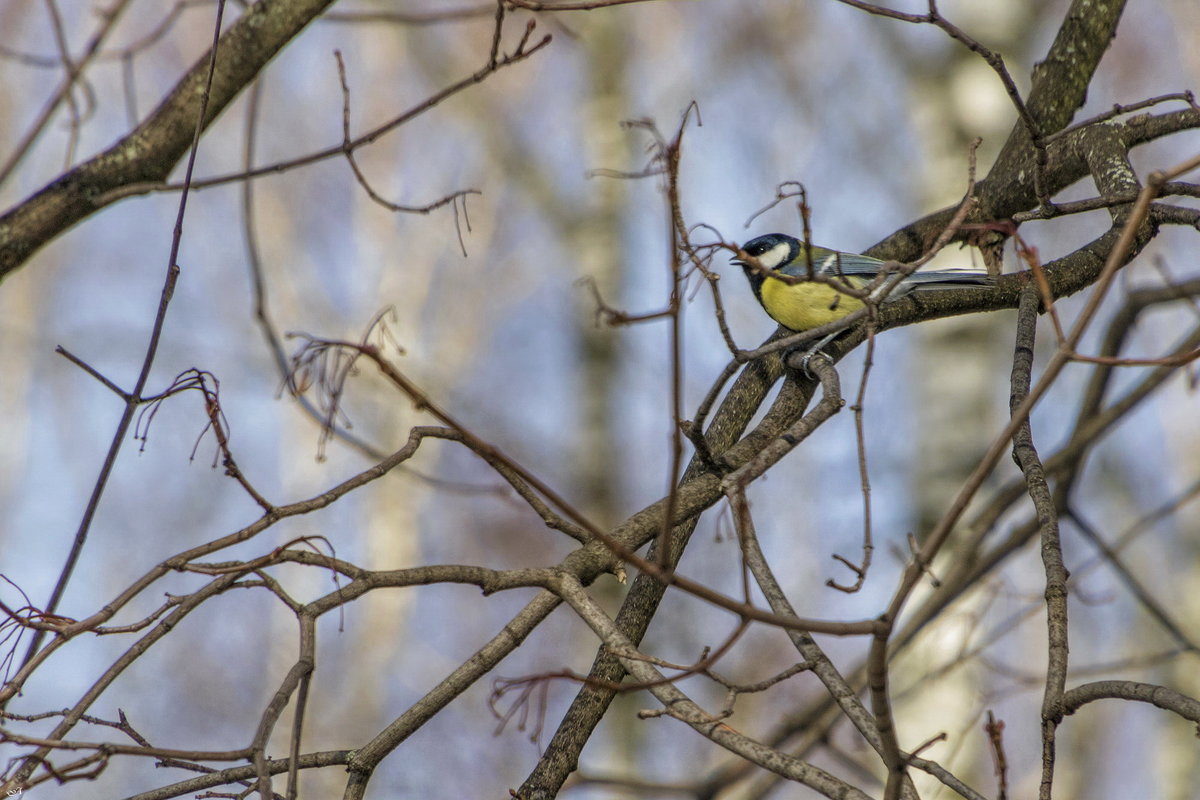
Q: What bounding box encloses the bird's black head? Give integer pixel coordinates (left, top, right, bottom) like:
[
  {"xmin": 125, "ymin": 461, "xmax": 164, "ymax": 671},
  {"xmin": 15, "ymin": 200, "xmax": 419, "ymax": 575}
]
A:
[
  {"xmin": 733, "ymin": 233, "xmax": 801, "ymax": 294},
  {"xmin": 736, "ymin": 234, "xmax": 800, "ymax": 271}
]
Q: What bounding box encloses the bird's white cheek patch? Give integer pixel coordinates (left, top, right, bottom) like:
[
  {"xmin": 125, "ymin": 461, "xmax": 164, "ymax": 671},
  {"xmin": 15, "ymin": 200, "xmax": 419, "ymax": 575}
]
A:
[{"xmin": 758, "ymin": 242, "xmax": 792, "ymax": 270}]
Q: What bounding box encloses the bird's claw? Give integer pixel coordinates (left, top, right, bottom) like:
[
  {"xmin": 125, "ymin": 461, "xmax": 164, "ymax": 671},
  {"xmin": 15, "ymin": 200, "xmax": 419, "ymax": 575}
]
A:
[
  {"xmin": 785, "ymin": 330, "xmax": 839, "ymax": 378},
  {"xmin": 797, "ymin": 347, "xmax": 831, "ymax": 379}
]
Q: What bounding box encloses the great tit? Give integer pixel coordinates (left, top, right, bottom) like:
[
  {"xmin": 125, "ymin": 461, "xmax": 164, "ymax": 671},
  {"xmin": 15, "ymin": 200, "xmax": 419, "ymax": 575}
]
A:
[{"xmin": 733, "ymin": 233, "xmax": 992, "ymax": 333}]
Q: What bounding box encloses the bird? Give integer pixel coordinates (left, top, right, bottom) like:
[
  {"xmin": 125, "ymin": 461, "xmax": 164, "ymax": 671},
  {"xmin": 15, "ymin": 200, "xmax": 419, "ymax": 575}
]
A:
[{"xmin": 732, "ymin": 232, "xmax": 992, "ymax": 334}]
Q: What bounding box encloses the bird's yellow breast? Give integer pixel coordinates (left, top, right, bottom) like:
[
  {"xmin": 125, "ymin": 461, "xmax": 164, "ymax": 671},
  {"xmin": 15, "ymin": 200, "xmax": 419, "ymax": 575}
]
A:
[{"xmin": 760, "ymin": 276, "xmax": 865, "ymax": 331}]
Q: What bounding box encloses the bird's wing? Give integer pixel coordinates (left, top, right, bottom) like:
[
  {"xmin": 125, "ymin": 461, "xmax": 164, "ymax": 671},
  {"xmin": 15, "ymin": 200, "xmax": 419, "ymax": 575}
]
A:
[{"xmin": 779, "ymin": 248, "xmax": 886, "ymax": 280}]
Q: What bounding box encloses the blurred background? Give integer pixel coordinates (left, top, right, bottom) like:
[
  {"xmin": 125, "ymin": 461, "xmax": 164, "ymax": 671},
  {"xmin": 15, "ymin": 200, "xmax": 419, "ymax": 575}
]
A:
[{"xmin": 1, "ymin": 1, "xmax": 1199, "ymax": 797}]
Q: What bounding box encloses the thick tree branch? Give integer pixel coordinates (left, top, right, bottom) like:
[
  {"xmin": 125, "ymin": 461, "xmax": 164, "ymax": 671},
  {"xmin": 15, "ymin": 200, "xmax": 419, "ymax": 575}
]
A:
[{"xmin": 0, "ymin": 0, "xmax": 337, "ymax": 282}]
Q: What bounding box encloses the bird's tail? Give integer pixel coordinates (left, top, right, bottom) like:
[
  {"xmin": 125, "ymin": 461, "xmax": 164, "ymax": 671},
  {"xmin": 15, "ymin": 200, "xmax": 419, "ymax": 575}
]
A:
[{"xmin": 902, "ymin": 270, "xmax": 994, "ymax": 290}]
